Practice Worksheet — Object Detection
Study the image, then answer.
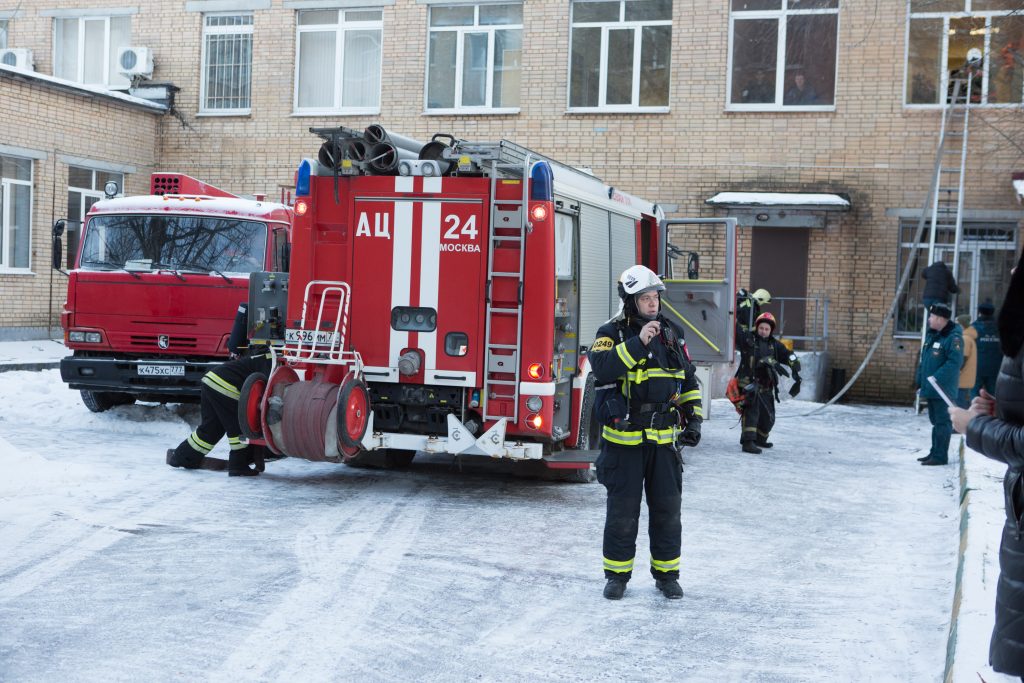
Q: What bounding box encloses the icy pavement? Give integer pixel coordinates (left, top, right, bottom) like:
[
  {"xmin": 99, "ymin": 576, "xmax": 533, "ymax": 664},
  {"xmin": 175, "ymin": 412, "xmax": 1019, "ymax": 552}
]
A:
[{"xmin": 0, "ymin": 369, "xmax": 961, "ymax": 681}]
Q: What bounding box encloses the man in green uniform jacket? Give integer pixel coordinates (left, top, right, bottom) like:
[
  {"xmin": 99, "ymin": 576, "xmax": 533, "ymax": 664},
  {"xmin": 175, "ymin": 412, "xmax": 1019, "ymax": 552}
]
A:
[{"xmin": 915, "ymin": 302, "xmax": 964, "ymax": 466}]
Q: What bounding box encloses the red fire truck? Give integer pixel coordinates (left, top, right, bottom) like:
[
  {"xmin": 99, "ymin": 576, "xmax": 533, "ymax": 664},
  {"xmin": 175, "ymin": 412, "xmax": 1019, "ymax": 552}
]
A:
[
  {"xmin": 52, "ymin": 174, "xmax": 292, "ymax": 412},
  {"xmin": 239, "ymin": 127, "xmax": 735, "ymax": 479}
]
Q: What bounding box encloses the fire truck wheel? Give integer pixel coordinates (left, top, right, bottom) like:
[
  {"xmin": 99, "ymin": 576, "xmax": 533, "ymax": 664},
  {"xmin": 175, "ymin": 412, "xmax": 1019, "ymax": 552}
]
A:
[
  {"xmin": 80, "ymin": 390, "xmax": 135, "ymax": 413},
  {"xmin": 337, "ymin": 376, "xmax": 370, "ymax": 449},
  {"xmin": 237, "ymin": 372, "xmax": 268, "ymax": 440}
]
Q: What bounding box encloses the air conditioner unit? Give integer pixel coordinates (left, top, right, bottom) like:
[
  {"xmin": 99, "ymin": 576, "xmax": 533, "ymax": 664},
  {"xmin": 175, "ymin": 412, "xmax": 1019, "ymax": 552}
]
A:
[
  {"xmin": 117, "ymin": 46, "xmax": 153, "ymax": 78},
  {"xmin": 0, "ymin": 48, "xmax": 35, "ymax": 71}
]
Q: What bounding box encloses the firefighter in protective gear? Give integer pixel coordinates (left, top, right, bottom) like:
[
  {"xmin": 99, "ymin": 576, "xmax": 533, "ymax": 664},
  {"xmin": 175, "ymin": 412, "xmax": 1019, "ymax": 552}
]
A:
[
  {"xmin": 736, "ymin": 287, "xmax": 771, "ymax": 336},
  {"xmin": 591, "ymin": 265, "xmax": 703, "ymax": 601},
  {"xmin": 735, "ymin": 311, "xmax": 801, "ymax": 454},
  {"xmin": 166, "ymin": 303, "xmax": 272, "ymax": 476}
]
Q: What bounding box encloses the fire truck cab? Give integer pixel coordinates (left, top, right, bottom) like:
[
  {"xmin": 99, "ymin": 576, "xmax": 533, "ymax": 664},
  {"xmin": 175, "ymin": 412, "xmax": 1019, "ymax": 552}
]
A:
[
  {"xmin": 53, "ymin": 174, "xmax": 292, "ymax": 412},
  {"xmin": 241, "ymin": 127, "xmax": 735, "ymax": 478}
]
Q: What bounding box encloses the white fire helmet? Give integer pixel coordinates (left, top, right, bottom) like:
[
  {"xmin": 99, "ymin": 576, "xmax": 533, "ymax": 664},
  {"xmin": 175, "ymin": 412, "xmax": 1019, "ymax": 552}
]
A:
[
  {"xmin": 619, "ymin": 265, "xmax": 665, "ymax": 300},
  {"xmin": 752, "ymin": 288, "xmax": 771, "ymax": 306}
]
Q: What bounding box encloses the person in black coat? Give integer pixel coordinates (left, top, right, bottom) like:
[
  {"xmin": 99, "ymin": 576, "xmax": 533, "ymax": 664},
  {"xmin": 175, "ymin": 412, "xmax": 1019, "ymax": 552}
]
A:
[
  {"xmin": 950, "ymin": 249, "xmax": 1024, "ymax": 677},
  {"xmin": 921, "ymin": 260, "xmax": 959, "ymax": 309}
]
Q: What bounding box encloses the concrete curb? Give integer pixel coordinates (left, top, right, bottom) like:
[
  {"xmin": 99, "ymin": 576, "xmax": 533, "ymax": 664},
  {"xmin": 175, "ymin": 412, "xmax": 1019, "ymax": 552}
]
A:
[{"xmin": 944, "ymin": 437, "xmax": 968, "ymax": 683}]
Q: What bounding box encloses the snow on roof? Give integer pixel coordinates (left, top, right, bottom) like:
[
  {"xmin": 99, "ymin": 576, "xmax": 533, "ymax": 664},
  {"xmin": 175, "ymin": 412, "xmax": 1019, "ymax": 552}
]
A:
[
  {"xmin": 706, "ymin": 191, "xmax": 851, "ymax": 208},
  {"xmin": 0, "ymin": 63, "xmax": 167, "ymax": 113},
  {"xmin": 90, "ymin": 194, "xmax": 292, "ymax": 221}
]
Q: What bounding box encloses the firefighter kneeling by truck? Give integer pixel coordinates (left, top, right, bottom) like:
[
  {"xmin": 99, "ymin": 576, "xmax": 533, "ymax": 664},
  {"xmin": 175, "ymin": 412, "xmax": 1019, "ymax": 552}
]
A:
[
  {"xmin": 166, "ymin": 303, "xmax": 272, "ymax": 476},
  {"xmin": 591, "ymin": 266, "xmax": 703, "ymax": 601}
]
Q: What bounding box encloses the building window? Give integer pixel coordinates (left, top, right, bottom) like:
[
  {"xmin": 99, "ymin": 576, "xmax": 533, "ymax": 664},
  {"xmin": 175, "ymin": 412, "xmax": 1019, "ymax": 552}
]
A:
[
  {"xmin": 727, "ymin": 0, "xmax": 838, "ymax": 110},
  {"xmin": 569, "ymin": 0, "xmax": 672, "ymax": 111},
  {"xmin": 0, "ymin": 155, "xmax": 33, "ymax": 271},
  {"xmin": 54, "ymin": 15, "xmax": 132, "ymax": 88},
  {"xmin": 906, "ymin": 2, "xmax": 1024, "ymax": 106},
  {"xmin": 426, "ymin": 4, "xmax": 522, "ymax": 111},
  {"xmin": 201, "ymin": 14, "xmax": 253, "ymax": 114},
  {"xmin": 66, "ymin": 166, "xmax": 123, "ymax": 269},
  {"xmin": 0, "ymin": 20, "xmax": 8, "ymax": 49},
  {"xmin": 294, "ymin": 9, "xmax": 382, "ymax": 114},
  {"xmin": 894, "ymin": 220, "xmax": 1018, "ymax": 336}
]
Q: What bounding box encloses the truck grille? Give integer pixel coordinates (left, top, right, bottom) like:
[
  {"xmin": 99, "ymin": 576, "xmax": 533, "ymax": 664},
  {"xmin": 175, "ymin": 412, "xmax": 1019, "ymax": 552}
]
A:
[{"xmin": 129, "ymin": 335, "xmax": 199, "ymax": 350}]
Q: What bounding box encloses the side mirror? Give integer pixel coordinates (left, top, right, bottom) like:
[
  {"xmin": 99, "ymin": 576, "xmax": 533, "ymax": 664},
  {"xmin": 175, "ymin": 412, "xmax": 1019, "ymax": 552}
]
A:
[
  {"xmin": 687, "ymin": 252, "xmax": 700, "ymax": 280},
  {"xmin": 52, "ymin": 220, "xmax": 67, "ymax": 273}
]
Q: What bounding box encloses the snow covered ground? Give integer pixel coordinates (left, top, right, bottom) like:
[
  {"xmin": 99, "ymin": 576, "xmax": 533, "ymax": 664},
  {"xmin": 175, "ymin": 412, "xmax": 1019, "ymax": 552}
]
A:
[{"xmin": 0, "ymin": 357, "xmax": 1007, "ymax": 682}]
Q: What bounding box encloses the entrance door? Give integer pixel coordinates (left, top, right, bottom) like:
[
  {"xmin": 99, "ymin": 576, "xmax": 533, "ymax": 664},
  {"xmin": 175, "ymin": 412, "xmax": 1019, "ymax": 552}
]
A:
[{"xmin": 750, "ymin": 227, "xmax": 809, "ymax": 341}]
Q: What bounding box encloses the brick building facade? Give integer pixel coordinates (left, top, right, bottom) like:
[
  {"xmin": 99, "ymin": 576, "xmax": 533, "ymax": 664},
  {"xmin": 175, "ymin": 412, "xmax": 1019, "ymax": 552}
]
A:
[{"xmin": 1, "ymin": 0, "xmax": 1020, "ymax": 401}]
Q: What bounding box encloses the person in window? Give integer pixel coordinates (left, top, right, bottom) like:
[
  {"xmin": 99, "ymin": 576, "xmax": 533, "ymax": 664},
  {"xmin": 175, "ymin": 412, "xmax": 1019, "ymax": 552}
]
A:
[
  {"xmin": 734, "ymin": 312, "xmax": 801, "ymax": 454},
  {"xmin": 166, "ymin": 302, "xmax": 272, "ymax": 477},
  {"xmin": 949, "ymin": 250, "xmax": 1024, "ymax": 678},
  {"xmin": 784, "ymin": 71, "xmax": 818, "ymax": 105},
  {"xmin": 921, "ymin": 260, "xmax": 959, "ymax": 310},
  {"xmin": 591, "ymin": 265, "xmax": 703, "ymax": 601},
  {"xmin": 741, "ymin": 69, "xmax": 773, "ymax": 104}
]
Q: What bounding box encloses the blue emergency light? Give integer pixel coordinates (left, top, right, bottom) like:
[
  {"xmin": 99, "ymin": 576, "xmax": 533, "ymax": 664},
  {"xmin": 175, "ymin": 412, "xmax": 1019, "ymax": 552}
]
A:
[
  {"xmin": 295, "ymin": 159, "xmax": 312, "ymax": 197},
  {"xmin": 530, "ymin": 161, "xmax": 553, "ymax": 202}
]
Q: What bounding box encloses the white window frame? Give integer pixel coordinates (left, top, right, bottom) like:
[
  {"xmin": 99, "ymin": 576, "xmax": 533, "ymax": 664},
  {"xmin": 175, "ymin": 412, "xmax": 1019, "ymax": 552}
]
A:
[
  {"xmin": 904, "ymin": 3, "xmax": 1024, "ymax": 109},
  {"xmin": 725, "ymin": 1, "xmax": 839, "ymax": 112},
  {"xmin": 0, "ymin": 157, "xmax": 34, "ymax": 273},
  {"xmin": 0, "ymin": 20, "xmax": 8, "ymax": 50},
  {"xmin": 567, "ymin": 0, "xmax": 673, "ymax": 113},
  {"xmin": 424, "ymin": 4, "xmax": 522, "ymax": 114},
  {"xmin": 292, "ymin": 9, "xmax": 383, "ymax": 116},
  {"xmin": 199, "ymin": 12, "xmax": 254, "ymax": 115},
  {"xmin": 53, "ymin": 15, "xmax": 131, "ymax": 88}
]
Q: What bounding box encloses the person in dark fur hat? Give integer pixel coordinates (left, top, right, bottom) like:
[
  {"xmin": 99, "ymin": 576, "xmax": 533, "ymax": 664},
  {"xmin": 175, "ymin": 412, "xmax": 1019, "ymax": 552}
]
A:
[{"xmin": 951, "ymin": 248, "xmax": 1024, "ymax": 677}]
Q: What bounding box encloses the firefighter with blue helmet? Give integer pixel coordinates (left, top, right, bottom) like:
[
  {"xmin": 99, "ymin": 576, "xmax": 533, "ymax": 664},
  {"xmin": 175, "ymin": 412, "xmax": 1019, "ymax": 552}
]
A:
[{"xmin": 590, "ymin": 265, "xmax": 703, "ymax": 601}]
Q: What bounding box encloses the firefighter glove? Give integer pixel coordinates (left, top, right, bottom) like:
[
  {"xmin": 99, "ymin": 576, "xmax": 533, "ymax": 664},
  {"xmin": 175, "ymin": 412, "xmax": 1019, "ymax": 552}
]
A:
[
  {"xmin": 789, "ymin": 380, "xmax": 802, "ymax": 398},
  {"xmin": 678, "ymin": 421, "xmax": 701, "ymax": 447},
  {"xmin": 776, "ymin": 364, "xmax": 790, "ymax": 378}
]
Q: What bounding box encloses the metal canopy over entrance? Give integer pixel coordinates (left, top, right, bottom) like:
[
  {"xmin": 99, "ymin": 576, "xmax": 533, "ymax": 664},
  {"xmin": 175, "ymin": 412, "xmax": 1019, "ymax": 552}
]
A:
[{"xmin": 705, "ymin": 191, "xmax": 851, "ymax": 229}]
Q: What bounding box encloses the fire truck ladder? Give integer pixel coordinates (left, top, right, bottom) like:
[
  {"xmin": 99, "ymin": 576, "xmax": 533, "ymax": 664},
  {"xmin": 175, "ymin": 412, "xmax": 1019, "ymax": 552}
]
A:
[{"xmin": 452, "ymin": 141, "xmax": 598, "ymax": 423}]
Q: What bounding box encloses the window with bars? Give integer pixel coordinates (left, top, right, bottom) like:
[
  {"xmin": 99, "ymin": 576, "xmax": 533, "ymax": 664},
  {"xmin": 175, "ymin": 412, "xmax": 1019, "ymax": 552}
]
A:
[
  {"xmin": 894, "ymin": 220, "xmax": 1018, "ymax": 335},
  {"xmin": 201, "ymin": 14, "xmax": 253, "ymax": 113},
  {"xmin": 294, "ymin": 9, "xmax": 382, "ymax": 114},
  {"xmin": 569, "ymin": 0, "xmax": 672, "ymax": 110},
  {"xmin": 0, "ymin": 154, "xmax": 33, "ymax": 271},
  {"xmin": 906, "ymin": 2, "xmax": 1024, "ymax": 106},
  {"xmin": 53, "ymin": 15, "xmax": 132, "ymax": 88},
  {"xmin": 426, "ymin": 3, "xmax": 522, "ymax": 111},
  {"xmin": 727, "ymin": 0, "xmax": 838, "ymax": 110}
]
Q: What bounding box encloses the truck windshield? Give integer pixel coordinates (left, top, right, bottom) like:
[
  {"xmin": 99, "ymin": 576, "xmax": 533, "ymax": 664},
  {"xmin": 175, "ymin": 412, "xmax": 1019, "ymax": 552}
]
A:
[{"xmin": 79, "ymin": 214, "xmax": 268, "ymax": 274}]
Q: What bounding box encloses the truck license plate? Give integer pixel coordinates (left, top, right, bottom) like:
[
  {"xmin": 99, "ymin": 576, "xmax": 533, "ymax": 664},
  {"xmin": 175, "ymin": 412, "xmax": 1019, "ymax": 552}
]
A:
[
  {"xmin": 137, "ymin": 364, "xmax": 185, "ymax": 377},
  {"xmin": 285, "ymin": 329, "xmax": 340, "ymax": 345}
]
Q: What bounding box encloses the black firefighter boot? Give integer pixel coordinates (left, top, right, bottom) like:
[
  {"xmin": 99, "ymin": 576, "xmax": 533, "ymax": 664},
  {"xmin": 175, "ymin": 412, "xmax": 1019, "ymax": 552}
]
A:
[
  {"xmin": 656, "ymin": 578, "xmax": 684, "ymax": 599},
  {"xmin": 742, "ymin": 441, "xmax": 763, "ymax": 454},
  {"xmin": 603, "ymin": 578, "xmax": 627, "ymax": 600},
  {"xmin": 228, "ymin": 446, "xmax": 260, "ymax": 477},
  {"xmin": 166, "ymin": 446, "xmax": 203, "ymax": 469}
]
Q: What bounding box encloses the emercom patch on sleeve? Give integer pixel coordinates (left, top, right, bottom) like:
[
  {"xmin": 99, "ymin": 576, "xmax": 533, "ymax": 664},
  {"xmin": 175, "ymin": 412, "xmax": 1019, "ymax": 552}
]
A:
[{"xmin": 591, "ymin": 337, "xmax": 615, "ymax": 352}]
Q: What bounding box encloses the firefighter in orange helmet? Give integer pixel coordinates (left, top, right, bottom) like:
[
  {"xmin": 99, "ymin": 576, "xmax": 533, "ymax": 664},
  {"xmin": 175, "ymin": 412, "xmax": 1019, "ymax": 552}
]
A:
[
  {"xmin": 735, "ymin": 311, "xmax": 801, "ymax": 453},
  {"xmin": 590, "ymin": 265, "xmax": 703, "ymax": 601}
]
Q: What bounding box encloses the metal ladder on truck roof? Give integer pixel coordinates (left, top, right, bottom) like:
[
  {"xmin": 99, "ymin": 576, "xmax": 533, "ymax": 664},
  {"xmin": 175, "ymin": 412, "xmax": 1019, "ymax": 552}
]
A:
[
  {"xmin": 478, "ymin": 147, "xmax": 534, "ymax": 423},
  {"xmin": 915, "ymin": 74, "xmax": 973, "ymax": 411}
]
